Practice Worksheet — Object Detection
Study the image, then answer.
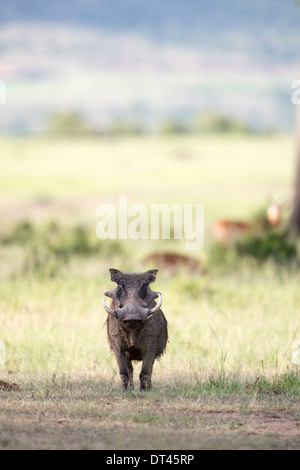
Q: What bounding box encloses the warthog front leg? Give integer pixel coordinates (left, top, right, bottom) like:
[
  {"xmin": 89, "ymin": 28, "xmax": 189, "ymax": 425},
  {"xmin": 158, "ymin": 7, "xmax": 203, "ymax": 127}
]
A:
[
  {"xmin": 126, "ymin": 357, "xmax": 134, "ymax": 390},
  {"xmin": 113, "ymin": 349, "xmax": 131, "ymax": 391},
  {"xmin": 140, "ymin": 351, "xmax": 155, "ymax": 391}
]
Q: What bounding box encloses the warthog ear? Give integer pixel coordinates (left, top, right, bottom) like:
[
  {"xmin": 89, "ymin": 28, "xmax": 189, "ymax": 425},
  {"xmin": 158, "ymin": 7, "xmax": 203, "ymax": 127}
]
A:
[
  {"xmin": 145, "ymin": 269, "xmax": 158, "ymax": 283},
  {"xmin": 109, "ymin": 268, "xmax": 123, "ymax": 283}
]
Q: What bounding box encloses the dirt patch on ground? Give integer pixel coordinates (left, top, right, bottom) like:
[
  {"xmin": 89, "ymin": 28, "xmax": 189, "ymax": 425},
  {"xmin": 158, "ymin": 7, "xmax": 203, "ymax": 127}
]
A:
[
  {"xmin": 149, "ymin": 406, "xmax": 300, "ymax": 435},
  {"xmin": 0, "ymin": 410, "xmax": 299, "ymax": 450},
  {"xmin": 247, "ymin": 412, "xmax": 299, "ymax": 435},
  {"xmin": 200, "ymin": 410, "xmax": 300, "ymax": 437}
]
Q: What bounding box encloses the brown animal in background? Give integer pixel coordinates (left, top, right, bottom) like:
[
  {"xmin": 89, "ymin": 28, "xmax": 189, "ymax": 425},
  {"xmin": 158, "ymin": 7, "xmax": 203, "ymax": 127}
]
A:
[
  {"xmin": 212, "ymin": 203, "xmax": 284, "ymax": 246},
  {"xmin": 102, "ymin": 269, "xmax": 168, "ymax": 391},
  {"xmin": 266, "ymin": 203, "xmax": 281, "ymax": 227},
  {"xmin": 212, "ymin": 220, "xmax": 252, "ymax": 246},
  {"xmin": 143, "ymin": 252, "xmax": 205, "ymax": 275}
]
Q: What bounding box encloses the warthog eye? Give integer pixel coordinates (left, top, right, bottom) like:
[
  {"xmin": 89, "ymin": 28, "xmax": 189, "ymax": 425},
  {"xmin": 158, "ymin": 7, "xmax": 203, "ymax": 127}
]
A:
[
  {"xmin": 117, "ymin": 280, "xmax": 126, "ymax": 301},
  {"xmin": 140, "ymin": 281, "xmax": 148, "ymax": 299}
]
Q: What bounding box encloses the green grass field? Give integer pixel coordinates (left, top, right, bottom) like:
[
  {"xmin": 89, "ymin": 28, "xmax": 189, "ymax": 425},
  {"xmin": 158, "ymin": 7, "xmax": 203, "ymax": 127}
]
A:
[{"xmin": 0, "ymin": 135, "xmax": 299, "ymax": 450}]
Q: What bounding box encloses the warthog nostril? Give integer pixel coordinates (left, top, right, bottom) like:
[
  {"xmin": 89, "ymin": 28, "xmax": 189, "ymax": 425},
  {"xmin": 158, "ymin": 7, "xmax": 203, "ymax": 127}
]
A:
[{"xmin": 123, "ymin": 319, "xmax": 142, "ymax": 328}]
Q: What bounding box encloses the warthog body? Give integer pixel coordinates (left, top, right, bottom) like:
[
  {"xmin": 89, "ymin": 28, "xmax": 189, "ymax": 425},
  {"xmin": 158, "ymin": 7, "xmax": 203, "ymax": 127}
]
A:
[{"xmin": 103, "ymin": 269, "xmax": 168, "ymax": 391}]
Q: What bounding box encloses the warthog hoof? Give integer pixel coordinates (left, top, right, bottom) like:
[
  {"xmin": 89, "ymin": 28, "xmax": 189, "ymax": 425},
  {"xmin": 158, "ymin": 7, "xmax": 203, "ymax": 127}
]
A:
[
  {"xmin": 120, "ymin": 374, "xmax": 134, "ymax": 391},
  {"xmin": 140, "ymin": 374, "xmax": 152, "ymax": 391}
]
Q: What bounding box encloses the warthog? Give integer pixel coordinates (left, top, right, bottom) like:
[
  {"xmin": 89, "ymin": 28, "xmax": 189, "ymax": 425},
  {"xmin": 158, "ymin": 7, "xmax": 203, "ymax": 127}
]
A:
[{"xmin": 102, "ymin": 268, "xmax": 168, "ymax": 391}]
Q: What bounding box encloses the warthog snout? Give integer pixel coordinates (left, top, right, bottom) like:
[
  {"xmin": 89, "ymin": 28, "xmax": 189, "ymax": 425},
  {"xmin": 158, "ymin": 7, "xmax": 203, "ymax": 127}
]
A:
[
  {"xmin": 102, "ymin": 268, "xmax": 168, "ymax": 391},
  {"xmin": 103, "ymin": 287, "xmax": 162, "ymax": 323},
  {"xmin": 114, "ymin": 305, "xmax": 149, "ymax": 324}
]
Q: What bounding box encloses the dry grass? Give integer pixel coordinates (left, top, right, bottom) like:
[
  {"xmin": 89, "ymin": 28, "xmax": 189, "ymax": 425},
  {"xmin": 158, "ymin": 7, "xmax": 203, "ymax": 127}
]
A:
[{"xmin": 0, "ymin": 372, "xmax": 299, "ymax": 450}]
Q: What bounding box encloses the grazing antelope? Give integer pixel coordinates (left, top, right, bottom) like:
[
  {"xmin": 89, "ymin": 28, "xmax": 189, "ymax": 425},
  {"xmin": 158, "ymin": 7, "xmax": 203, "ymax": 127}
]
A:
[
  {"xmin": 142, "ymin": 252, "xmax": 206, "ymax": 275},
  {"xmin": 266, "ymin": 203, "xmax": 281, "ymax": 227},
  {"xmin": 212, "ymin": 220, "xmax": 252, "ymax": 246},
  {"xmin": 212, "ymin": 201, "xmax": 286, "ymax": 246}
]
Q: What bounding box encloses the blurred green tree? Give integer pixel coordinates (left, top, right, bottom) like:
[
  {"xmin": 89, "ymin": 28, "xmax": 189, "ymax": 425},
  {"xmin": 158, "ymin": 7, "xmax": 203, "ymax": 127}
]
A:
[
  {"xmin": 45, "ymin": 111, "xmax": 95, "ymax": 137},
  {"xmin": 158, "ymin": 118, "xmax": 187, "ymax": 135},
  {"xmin": 106, "ymin": 119, "xmax": 144, "ymax": 135},
  {"xmin": 193, "ymin": 113, "xmax": 250, "ymax": 134}
]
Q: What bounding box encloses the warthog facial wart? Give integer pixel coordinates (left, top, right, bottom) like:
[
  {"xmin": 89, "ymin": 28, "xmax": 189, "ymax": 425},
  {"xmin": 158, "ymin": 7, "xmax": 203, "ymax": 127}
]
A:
[
  {"xmin": 102, "ymin": 268, "xmax": 168, "ymax": 391},
  {"xmin": 96, "ymin": 196, "xmax": 204, "ymax": 250}
]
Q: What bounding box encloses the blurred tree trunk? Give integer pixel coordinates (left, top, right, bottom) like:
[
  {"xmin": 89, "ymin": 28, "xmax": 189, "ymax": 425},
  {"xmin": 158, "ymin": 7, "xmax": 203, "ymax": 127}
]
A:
[
  {"xmin": 290, "ymin": 3, "xmax": 300, "ymax": 233},
  {"xmin": 290, "ymin": 102, "xmax": 300, "ymax": 234}
]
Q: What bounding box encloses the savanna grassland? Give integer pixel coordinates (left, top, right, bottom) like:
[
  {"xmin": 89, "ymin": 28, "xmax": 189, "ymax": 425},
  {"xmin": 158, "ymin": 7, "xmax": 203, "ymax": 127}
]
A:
[{"xmin": 0, "ymin": 135, "xmax": 299, "ymax": 450}]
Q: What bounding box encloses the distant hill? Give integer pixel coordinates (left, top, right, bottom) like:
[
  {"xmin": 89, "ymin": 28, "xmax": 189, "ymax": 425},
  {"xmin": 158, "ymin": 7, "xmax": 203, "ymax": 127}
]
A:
[
  {"xmin": 0, "ymin": 0, "xmax": 299, "ymax": 133},
  {"xmin": 1, "ymin": 0, "xmax": 299, "ymax": 55}
]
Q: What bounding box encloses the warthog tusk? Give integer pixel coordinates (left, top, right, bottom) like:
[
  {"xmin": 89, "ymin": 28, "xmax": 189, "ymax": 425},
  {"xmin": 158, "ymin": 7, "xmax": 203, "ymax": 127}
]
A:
[
  {"xmin": 147, "ymin": 293, "xmax": 162, "ymax": 319},
  {"xmin": 102, "ymin": 297, "xmax": 117, "ymax": 316}
]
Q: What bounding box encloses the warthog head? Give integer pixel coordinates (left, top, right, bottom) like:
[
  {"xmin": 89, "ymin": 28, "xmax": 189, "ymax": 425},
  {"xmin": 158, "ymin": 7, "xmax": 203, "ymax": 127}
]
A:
[{"xmin": 103, "ymin": 269, "xmax": 162, "ymax": 329}]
